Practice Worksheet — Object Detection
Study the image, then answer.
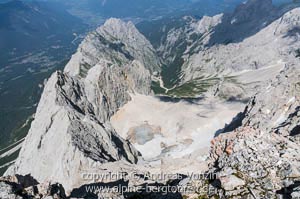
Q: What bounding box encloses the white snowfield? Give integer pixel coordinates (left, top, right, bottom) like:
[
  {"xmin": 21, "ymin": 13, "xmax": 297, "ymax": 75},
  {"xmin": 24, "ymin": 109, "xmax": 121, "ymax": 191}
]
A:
[{"xmin": 111, "ymin": 94, "xmax": 244, "ymax": 172}]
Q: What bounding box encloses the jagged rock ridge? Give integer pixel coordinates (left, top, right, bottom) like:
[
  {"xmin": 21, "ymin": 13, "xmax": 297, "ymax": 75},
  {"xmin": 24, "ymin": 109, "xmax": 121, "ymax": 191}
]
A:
[
  {"xmin": 5, "ymin": 19, "xmax": 155, "ymax": 192},
  {"xmin": 65, "ymin": 18, "xmax": 160, "ymax": 77}
]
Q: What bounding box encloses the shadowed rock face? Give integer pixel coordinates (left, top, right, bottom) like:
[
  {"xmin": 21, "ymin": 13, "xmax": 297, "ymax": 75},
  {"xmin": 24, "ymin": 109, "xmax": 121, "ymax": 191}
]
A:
[
  {"xmin": 0, "ymin": 174, "xmax": 186, "ymax": 199},
  {"xmin": 208, "ymin": 0, "xmax": 277, "ymax": 45},
  {"xmin": 0, "ymin": 175, "xmax": 67, "ymax": 199},
  {"xmin": 232, "ymin": 0, "xmax": 273, "ymax": 22}
]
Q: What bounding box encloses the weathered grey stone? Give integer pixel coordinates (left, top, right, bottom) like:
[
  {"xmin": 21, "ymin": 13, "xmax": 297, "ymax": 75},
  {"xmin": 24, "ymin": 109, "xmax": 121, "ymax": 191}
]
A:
[
  {"xmin": 5, "ymin": 19, "xmax": 155, "ymax": 193},
  {"xmin": 207, "ymin": 65, "xmax": 300, "ymax": 198},
  {"xmin": 64, "ymin": 18, "xmax": 161, "ymax": 77},
  {"xmin": 220, "ymin": 175, "xmax": 246, "ymax": 191}
]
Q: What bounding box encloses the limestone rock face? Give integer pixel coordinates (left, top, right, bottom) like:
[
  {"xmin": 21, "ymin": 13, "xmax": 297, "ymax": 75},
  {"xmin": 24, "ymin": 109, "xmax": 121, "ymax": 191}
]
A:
[
  {"xmin": 0, "ymin": 182, "xmax": 20, "ymax": 199},
  {"xmin": 5, "ymin": 70, "xmax": 143, "ymax": 191},
  {"xmin": 219, "ymin": 175, "xmax": 246, "ymax": 191},
  {"xmin": 210, "ymin": 127, "xmax": 300, "ymax": 198},
  {"xmin": 83, "ymin": 60, "xmax": 152, "ymax": 122},
  {"xmin": 0, "ymin": 175, "xmax": 66, "ymax": 199},
  {"xmin": 207, "ymin": 65, "xmax": 300, "ymax": 198},
  {"xmin": 241, "ymin": 65, "xmax": 300, "ymax": 136},
  {"xmin": 181, "ymin": 7, "xmax": 300, "ymax": 98},
  {"xmin": 5, "ymin": 19, "xmax": 155, "ymax": 192},
  {"xmin": 190, "ymin": 14, "xmax": 223, "ymax": 35},
  {"xmin": 64, "ymin": 18, "xmax": 160, "ymax": 77}
]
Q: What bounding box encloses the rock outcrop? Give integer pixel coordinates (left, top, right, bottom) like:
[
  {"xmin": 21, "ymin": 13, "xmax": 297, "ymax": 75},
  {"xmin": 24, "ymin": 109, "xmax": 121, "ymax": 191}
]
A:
[
  {"xmin": 0, "ymin": 175, "xmax": 67, "ymax": 199},
  {"xmin": 64, "ymin": 18, "xmax": 160, "ymax": 77},
  {"xmin": 206, "ymin": 65, "xmax": 300, "ymax": 198},
  {"xmin": 5, "ymin": 19, "xmax": 155, "ymax": 193},
  {"xmin": 5, "ymin": 70, "xmax": 141, "ymax": 192}
]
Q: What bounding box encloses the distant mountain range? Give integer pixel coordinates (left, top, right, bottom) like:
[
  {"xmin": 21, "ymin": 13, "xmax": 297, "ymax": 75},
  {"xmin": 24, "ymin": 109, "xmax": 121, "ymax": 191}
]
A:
[
  {"xmin": 0, "ymin": 0, "xmax": 248, "ymax": 26},
  {"xmin": 59, "ymin": 0, "xmax": 246, "ymax": 26}
]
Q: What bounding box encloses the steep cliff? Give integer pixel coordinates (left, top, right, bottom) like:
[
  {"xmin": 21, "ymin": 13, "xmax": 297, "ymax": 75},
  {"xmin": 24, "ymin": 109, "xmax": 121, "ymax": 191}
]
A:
[{"xmin": 5, "ymin": 19, "xmax": 155, "ymax": 192}]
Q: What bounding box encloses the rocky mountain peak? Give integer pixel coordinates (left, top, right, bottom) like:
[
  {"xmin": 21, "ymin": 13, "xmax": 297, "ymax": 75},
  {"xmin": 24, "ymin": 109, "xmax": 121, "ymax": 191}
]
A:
[
  {"xmin": 191, "ymin": 13, "xmax": 223, "ymax": 34},
  {"xmin": 4, "ymin": 20, "xmax": 157, "ymax": 191},
  {"xmin": 65, "ymin": 18, "xmax": 160, "ymax": 77},
  {"xmin": 101, "ymin": 18, "xmax": 136, "ymax": 34}
]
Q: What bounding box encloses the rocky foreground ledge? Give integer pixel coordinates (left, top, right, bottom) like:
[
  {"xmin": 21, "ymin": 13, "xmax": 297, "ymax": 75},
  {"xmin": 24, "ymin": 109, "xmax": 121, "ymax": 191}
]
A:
[
  {"xmin": 206, "ymin": 65, "xmax": 300, "ymax": 198},
  {"xmin": 0, "ymin": 175, "xmax": 66, "ymax": 199}
]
